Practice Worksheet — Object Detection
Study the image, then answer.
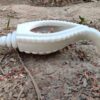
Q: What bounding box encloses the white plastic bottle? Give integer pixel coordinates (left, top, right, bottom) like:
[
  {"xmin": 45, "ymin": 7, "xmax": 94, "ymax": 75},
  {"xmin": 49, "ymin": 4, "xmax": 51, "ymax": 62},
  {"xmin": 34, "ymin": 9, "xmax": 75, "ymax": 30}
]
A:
[{"xmin": 0, "ymin": 20, "xmax": 100, "ymax": 54}]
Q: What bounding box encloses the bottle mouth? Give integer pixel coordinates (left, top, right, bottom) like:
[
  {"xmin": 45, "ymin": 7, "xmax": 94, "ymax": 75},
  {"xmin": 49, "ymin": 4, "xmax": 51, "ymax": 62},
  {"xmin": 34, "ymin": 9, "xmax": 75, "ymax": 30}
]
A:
[
  {"xmin": 17, "ymin": 20, "xmax": 79, "ymax": 36},
  {"xmin": 30, "ymin": 25, "xmax": 74, "ymax": 34}
]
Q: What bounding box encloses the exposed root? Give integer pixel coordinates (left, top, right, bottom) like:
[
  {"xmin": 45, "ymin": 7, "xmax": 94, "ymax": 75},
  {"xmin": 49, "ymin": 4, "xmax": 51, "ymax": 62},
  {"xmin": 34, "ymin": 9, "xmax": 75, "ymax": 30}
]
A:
[{"xmin": 16, "ymin": 51, "xmax": 42, "ymax": 100}]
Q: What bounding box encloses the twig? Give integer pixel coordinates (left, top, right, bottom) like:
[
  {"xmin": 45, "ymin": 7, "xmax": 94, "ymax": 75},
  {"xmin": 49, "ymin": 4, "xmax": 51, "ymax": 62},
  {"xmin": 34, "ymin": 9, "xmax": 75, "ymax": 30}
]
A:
[
  {"xmin": 6, "ymin": 17, "xmax": 11, "ymax": 30},
  {"xmin": 9, "ymin": 81, "xmax": 19, "ymax": 99},
  {"xmin": 17, "ymin": 79, "xmax": 31, "ymax": 100},
  {"xmin": 16, "ymin": 51, "xmax": 42, "ymax": 100},
  {"xmin": 0, "ymin": 49, "xmax": 13, "ymax": 74},
  {"xmin": 17, "ymin": 86, "xmax": 24, "ymax": 100},
  {"xmin": 0, "ymin": 65, "xmax": 5, "ymax": 74},
  {"xmin": 0, "ymin": 53, "xmax": 8, "ymax": 74}
]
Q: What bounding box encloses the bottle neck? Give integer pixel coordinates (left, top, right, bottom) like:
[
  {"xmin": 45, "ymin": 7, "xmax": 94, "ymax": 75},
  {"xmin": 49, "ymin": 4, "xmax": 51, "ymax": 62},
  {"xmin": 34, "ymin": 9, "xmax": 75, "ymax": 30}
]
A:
[{"xmin": 0, "ymin": 32, "xmax": 17, "ymax": 48}]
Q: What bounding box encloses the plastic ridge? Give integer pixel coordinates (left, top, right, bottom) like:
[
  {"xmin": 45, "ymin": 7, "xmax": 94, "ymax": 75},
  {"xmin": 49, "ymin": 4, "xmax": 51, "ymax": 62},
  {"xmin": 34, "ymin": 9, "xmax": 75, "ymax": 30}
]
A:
[{"xmin": 0, "ymin": 20, "xmax": 100, "ymax": 54}]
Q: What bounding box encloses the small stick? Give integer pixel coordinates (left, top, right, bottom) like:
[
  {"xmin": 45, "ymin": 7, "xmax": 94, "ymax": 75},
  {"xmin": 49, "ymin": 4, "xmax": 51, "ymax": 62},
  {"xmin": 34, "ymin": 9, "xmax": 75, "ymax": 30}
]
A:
[
  {"xmin": 0, "ymin": 50, "xmax": 12, "ymax": 75},
  {"xmin": 17, "ymin": 86, "xmax": 24, "ymax": 100},
  {"xmin": 0, "ymin": 66, "xmax": 5, "ymax": 75},
  {"xmin": 9, "ymin": 81, "xmax": 19, "ymax": 99},
  {"xmin": 0, "ymin": 53, "xmax": 8, "ymax": 74},
  {"xmin": 17, "ymin": 51, "xmax": 42, "ymax": 100},
  {"xmin": 6, "ymin": 17, "xmax": 11, "ymax": 30}
]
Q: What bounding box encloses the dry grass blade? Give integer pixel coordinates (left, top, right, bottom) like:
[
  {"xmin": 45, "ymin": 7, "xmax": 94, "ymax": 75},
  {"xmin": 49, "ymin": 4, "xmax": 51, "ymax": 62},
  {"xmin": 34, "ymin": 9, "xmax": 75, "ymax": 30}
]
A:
[{"xmin": 16, "ymin": 51, "xmax": 42, "ymax": 100}]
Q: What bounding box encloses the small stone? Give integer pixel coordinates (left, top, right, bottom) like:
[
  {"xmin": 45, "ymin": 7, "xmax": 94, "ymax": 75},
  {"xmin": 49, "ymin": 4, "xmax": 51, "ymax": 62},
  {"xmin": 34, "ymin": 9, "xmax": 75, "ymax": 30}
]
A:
[
  {"xmin": 10, "ymin": 58, "xmax": 16, "ymax": 62},
  {"xmin": 82, "ymin": 78, "xmax": 87, "ymax": 87}
]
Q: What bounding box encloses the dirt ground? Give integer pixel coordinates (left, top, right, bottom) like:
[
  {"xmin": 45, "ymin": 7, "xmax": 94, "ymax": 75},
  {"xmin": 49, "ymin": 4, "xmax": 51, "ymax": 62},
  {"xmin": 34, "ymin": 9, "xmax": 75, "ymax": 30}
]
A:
[{"xmin": 0, "ymin": 1, "xmax": 100, "ymax": 100}]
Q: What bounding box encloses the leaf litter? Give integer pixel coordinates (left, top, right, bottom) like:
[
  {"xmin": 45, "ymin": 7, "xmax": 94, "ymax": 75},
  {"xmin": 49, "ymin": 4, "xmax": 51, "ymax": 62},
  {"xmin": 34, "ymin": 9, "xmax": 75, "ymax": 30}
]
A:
[{"xmin": 0, "ymin": 39, "xmax": 100, "ymax": 100}]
